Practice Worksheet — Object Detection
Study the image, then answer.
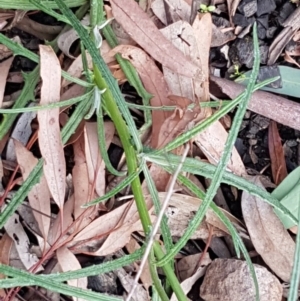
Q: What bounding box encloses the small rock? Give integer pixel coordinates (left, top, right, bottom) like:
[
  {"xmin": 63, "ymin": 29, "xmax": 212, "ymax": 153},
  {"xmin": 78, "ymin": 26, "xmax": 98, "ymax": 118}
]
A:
[
  {"xmin": 256, "ymin": 0, "xmax": 276, "ymax": 16},
  {"xmin": 233, "ymin": 13, "xmax": 254, "ymax": 27},
  {"xmin": 257, "ymin": 65, "xmax": 282, "ymax": 89},
  {"xmin": 200, "ymin": 259, "xmax": 282, "ymax": 301},
  {"xmin": 277, "ymin": 2, "xmax": 295, "ymax": 25},
  {"xmin": 238, "ymin": 0, "xmax": 257, "ymax": 17},
  {"xmin": 266, "ymin": 26, "xmax": 277, "ymax": 39}
]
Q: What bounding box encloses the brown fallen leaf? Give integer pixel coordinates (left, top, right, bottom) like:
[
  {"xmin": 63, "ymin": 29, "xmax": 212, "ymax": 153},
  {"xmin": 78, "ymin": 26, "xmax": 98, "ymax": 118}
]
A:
[
  {"xmin": 14, "ymin": 140, "xmax": 51, "ymax": 241},
  {"xmin": 57, "ymin": 246, "xmax": 87, "ymax": 301},
  {"xmin": 38, "ymin": 45, "xmax": 65, "ymax": 215},
  {"xmin": 177, "ymin": 252, "xmax": 211, "ymax": 281},
  {"xmin": 268, "ymin": 121, "xmax": 288, "ymax": 185},
  {"xmin": 210, "ymin": 76, "xmax": 300, "ymax": 131},
  {"xmin": 151, "ymin": 0, "xmax": 191, "ymax": 25},
  {"xmin": 0, "ymin": 233, "xmax": 13, "ymax": 299},
  {"xmin": 110, "ymin": 0, "xmax": 203, "ymax": 80},
  {"xmin": 84, "ymin": 122, "xmax": 115, "ymax": 197},
  {"xmin": 200, "ymin": 259, "xmax": 282, "ymax": 301},
  {"xmin": 268, "ymin": 6, "xmax": 300, "ymax": 65},
  {"xmin": 194, "ymin": 121, "xmax": 246, "ymax": 176},
  {"xmin": 0, "ymin": 56, "xmax": 14, "ymax": 107},
  {"xmin": 242, "ymin": 177, "xmax": 295, "ymax": 282},
  {"xmin": 110, "ymin": 44, "xmax": 173, "ymax": 148}
]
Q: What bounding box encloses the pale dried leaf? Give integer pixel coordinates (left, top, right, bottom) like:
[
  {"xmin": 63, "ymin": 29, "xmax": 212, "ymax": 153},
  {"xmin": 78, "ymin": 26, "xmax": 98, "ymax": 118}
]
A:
[
  {"xmin": 48, "ymin": 195, "xmax": 74, "ymax": 246},
  {"xmin": 57, "ymin": 246, "xmax": 87, "ymax": 301},
  {"xmin": 171, "ymin": 261, "xmax": 210, "ymax": 301},
  {"xmin": 110, "ymin": 0, "xmax": 203, "ymax": 80},
  {"xmin": 38, "ymin": 45, "xmax": 65, "ymax": 210},
  {"xmin": 84, "ymin": 122, "xmax": 115, "ymax": 196},
  {"xmin": 4, "ymin": 213, "xmax": 42, "ymax": 271},
  {"xmin": 155, "ymin": 192, "xmax": 243, "ymax": 238},
  {"xmin": 151, "ymin": 0, "xmax": 191, "ymax": 25},
  {"xmin": 14, "ymin": 140, "xmax": 51, "ymax": 240},
  {"xmin": 0, "ymin": 56, "xmax": 14, "ymax": 107},
  {"xmin": 160, "ymin": 20, "xmax": 206, "ymax": 102},
  {"xmin": 241, "ymin": 177, "xmax": 295, "ymax": 282},
  {"xmin": 200, "ymin": 259, "xmax": 282, "ymax": 301},
  {"xmin": 116, "ymin": 267, "xmax": 149, "ymax": 301},
  {"xmin": 194, "ymin": 121, "xmax": 246, "ymax": 176}
]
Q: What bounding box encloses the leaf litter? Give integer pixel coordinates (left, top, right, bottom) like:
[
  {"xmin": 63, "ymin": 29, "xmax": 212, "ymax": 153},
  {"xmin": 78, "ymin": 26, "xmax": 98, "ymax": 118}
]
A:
[{"xmin": 0, "ymin": 0, "xmax": 299, "ymax": 301}]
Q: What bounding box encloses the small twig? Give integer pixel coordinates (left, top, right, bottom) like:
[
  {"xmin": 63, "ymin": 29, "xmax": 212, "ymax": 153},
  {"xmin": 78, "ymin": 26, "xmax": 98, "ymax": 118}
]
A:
[{"xmin": 126, "ymin": 144, "xmax": 190, "ymax": 301}]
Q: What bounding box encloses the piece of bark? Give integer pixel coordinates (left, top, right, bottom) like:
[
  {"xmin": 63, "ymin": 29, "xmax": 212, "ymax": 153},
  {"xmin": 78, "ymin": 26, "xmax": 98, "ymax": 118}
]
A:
[{"xmin": 210, "ymin": 76, "xmax": 300, "ymax": 131}]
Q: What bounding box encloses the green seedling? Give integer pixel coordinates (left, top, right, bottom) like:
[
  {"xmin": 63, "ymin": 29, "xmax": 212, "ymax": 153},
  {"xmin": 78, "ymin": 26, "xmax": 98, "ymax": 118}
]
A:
[
  {"xmin": 199, "ymin": 3, "xmax": 216, "ymax": 12},
  {"xmin": 230, "ymin": 64, "xmax": 245, "ymax": 79}
]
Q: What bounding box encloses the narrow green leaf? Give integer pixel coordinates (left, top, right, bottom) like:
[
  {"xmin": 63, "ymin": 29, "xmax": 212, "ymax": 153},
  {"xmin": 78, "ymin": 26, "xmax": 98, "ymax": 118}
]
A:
[{"xmin": 237, "ymin": 66, "xmax": 300, "ymax": 98}]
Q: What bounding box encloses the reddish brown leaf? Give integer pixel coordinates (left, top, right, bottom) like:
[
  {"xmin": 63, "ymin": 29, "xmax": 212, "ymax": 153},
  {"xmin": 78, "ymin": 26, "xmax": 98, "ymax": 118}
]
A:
[
  {"xmin": 110, "ymin": 0, "xmax": 203, "ymax": 80},
  {"xmin": 111, "ymin": 45, "xmax": 173, "ymax": 148},
  {"xmin": 0, "ymin": 56, "xmax": 14, "ymax": 107},
  {"xmin": 268, "ymin": 120, "xmax": 288, "ymax": 185}
]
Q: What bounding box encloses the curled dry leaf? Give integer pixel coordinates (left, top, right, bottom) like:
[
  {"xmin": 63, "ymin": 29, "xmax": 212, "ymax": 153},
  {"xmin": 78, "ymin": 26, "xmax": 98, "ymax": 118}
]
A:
[
  {"xmin": 14, "ymin": 140, "xmax": 51, "ymax": 241},
  {"xmin": 15, "ymin": 15, "xmax": 62, "ymax": 41},
  {"xmin": 268, "ymin": 120, "xmax": 288, "ymax": 185},
  {"xmin": 6, "ymin": 105, "xmax": 36, "ymax": 162},
  {"xmin": 38, "ymin": 45, "xmax": 65, "ymax": 211},
  {"xmin": 110, "ymin": 0, "xmax": 203, "ymax": 80},
  {"xmin": 0, "ymin": 56, "xmax": 14, "ymax": 107},
  {"xmin": 57, "ymin": 246, "xmax": 87, "ymax": 301},
  {"xmin": 241, "ymin": 176, "xmax": 295, "ymax": 282},
  {"xmin": 200, "ymin": 259, "xmax": 282, "ymax": 301}
]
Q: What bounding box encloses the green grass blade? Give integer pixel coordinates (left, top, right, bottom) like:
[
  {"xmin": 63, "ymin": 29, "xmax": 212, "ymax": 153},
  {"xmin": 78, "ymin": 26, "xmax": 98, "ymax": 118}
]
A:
[
  {"xmin": 0, "ymin": 264, "xmax": 121, "ymax": 301},
  {"xmin": 154, "ymin": 76, "xmax": 278, "ymax": 154},
  {"xmin": 0, "ymin": 33, "xmax": 91, "ymax": 88},
  {"xmin": 53, "ymin": 0, "xmax": 142, "ymax": 152},
  {"xmin": 29, "ymin": 0, "xmax": 70, "ymax": 23},
  {"xmin": 143, "ymin": 152, "xmax": 297, "ymax": 225},
  {"xmin": 0, "ymin": 0, "xmax": 86, "ymax": 10},
  {"xmin": 0, "ymin": 90, "xmax": 93, "ymax": 114},
  {"xmin": 0, "ymin": 67, "xmax": 39, "ymax": 140},
  {"xmin": 83, "ymin": 165, "xmax": 143, "ymax": 207},
  {"xmin": 142, "ymin": 164, "xmax": 174, "ymax": 254},
  {"xmin": 97, "ymin": 103, "xmax": 126, "ymax": 176}
]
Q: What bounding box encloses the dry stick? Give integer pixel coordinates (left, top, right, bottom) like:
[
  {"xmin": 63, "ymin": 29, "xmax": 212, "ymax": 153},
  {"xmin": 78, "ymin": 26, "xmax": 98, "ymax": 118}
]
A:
[
  {"xmin": 210, "ymin": 76, "xmax": 300, "ymax": 131},
  {"xmin": 126, "ymin": 144, "xmax": 190, "ymax": 301}
]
